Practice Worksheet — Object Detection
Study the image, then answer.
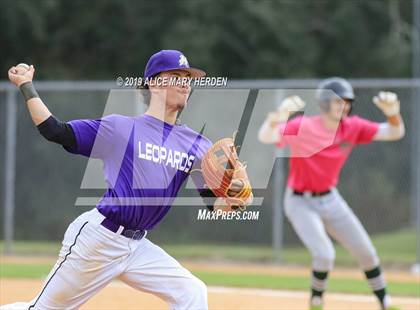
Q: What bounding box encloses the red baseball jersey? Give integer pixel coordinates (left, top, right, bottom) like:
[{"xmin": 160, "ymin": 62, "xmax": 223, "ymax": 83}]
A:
[{"xmin": 277, "ymin": 115, "xmax": 379, "ymax": 192}]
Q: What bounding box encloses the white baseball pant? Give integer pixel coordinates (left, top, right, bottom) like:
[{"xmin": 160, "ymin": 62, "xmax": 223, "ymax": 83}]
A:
[
  {"xmin": 284, "ymin": 187, "xmax": 380, "ymax": 271},
  {"xmin": 1, "ymin": 208, "xmax": 208, "ymax": 310}
]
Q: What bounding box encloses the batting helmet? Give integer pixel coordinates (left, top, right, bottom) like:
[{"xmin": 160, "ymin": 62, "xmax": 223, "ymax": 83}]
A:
[{"xmin": 316, "ymin": 77, "xmax": 355, "ymax": 113}]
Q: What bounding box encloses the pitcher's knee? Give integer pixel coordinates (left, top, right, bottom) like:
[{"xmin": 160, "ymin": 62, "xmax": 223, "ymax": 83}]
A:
[
  {"xmin": 312, "ymin": 251, "xmax": 335, "ymax": 271},
  {"xmin": 190, "ymin": 277, "xmax": 207, "ymax": 297},
  {"xmin": 175, "ymin": 276, "xmax": 208, "ymax": 309}
]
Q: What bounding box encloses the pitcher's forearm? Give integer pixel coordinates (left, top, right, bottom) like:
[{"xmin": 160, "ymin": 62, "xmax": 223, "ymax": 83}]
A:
[
  {"xmin": 20, "ymin": 82, "xmax": 52, "ymax": 126},
  {"xmin": 26, "ymin": 98, "xmax": 52, "ymax": 125}
]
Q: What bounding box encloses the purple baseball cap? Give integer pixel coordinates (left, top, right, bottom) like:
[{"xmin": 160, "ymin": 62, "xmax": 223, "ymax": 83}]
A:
[{"xmin": 144, "ymin": 50, "xmax": 206, "ymax": 79}]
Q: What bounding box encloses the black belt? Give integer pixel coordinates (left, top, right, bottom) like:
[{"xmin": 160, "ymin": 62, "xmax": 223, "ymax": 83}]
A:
[
  {"xmin": 101, "ymin": 217, "xmax": 146, "ymax": 240},
  {"xmin": 293, "ymin": 190, "xmax": 331, "ymax": 197}
]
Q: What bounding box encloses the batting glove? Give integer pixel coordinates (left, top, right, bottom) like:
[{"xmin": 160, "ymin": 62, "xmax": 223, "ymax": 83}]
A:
[
  {"xmin": 373, "ymin": 91, "xmax": 400, "ymax": 117},
  {"xmin": 267, "ymin": 95, "xmax": 306, "ymax": 124}
]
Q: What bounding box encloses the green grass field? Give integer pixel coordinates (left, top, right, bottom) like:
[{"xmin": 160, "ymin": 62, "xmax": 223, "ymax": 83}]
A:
[
  {"xmin": 1, "ymin": 229, "xmax": 419, "ymax": 297},
  {"xmin": 164, "ymin": 227, "xmax": 417, "ymax": 267},
  {"xmin": 2, "ymin": 228, "xmax": 417, "ymax": 266}
]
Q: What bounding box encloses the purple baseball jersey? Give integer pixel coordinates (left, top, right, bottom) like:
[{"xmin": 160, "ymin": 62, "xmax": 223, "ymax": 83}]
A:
[{"xmin": 66, "ymin": 114, "xmax": 212, "ymax": 230}]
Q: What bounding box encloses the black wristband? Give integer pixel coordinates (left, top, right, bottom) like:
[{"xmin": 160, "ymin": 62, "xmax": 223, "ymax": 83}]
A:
[{"xmin": 20, "ymin": 82, "xmax": 39, "ymax": 101}]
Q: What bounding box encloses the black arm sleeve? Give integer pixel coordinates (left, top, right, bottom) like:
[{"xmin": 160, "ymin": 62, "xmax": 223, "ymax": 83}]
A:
[
  {"xmin": 199, "ymin": 189, "xmax": 216, "ymax": 211},
  {"xmin": 37, "ymin": 115, "xmax": 77, "ymax": 149}
]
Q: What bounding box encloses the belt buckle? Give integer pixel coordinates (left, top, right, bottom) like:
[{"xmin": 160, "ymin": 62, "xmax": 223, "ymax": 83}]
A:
[
  {"xmin": 132, "ymin": 230, "xmax": 144, "ymax": 240},
  {"xmin": 124, "ymin": 229, "xmax": 144, "ymax": 240},
  {"xmin": 304, "ymin": 191, "xmax": 311, "ymax": 199}
]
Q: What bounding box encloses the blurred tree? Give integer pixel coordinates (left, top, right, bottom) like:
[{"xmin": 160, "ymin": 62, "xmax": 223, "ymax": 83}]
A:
[{"xmin": 0, "ymin": 0, "xmax": 414, "ymax": 79}]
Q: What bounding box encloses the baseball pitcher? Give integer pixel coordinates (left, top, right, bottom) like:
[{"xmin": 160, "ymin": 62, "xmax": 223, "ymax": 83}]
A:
[
  {"xmin": 3, "ymin": 50, "xmax": 252, "ymax": 310},
  {"xmin": 258, "ymin": 78, "xmax": 404, "ymax": 310}
]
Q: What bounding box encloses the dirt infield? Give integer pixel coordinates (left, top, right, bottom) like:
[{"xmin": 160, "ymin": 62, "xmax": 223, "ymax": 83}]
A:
[
  {"xmin": 1, "ymin": 279, "xmax": 419, "ymax": 310},
  {"xmin": 183, "ymin": 261, "xmax": 420, "ymax": 283}
]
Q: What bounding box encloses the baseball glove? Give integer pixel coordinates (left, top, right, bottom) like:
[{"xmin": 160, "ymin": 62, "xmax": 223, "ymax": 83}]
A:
[{"xmin": 201, "ymin": 137, "xmax": 253, "ymax": 211}]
